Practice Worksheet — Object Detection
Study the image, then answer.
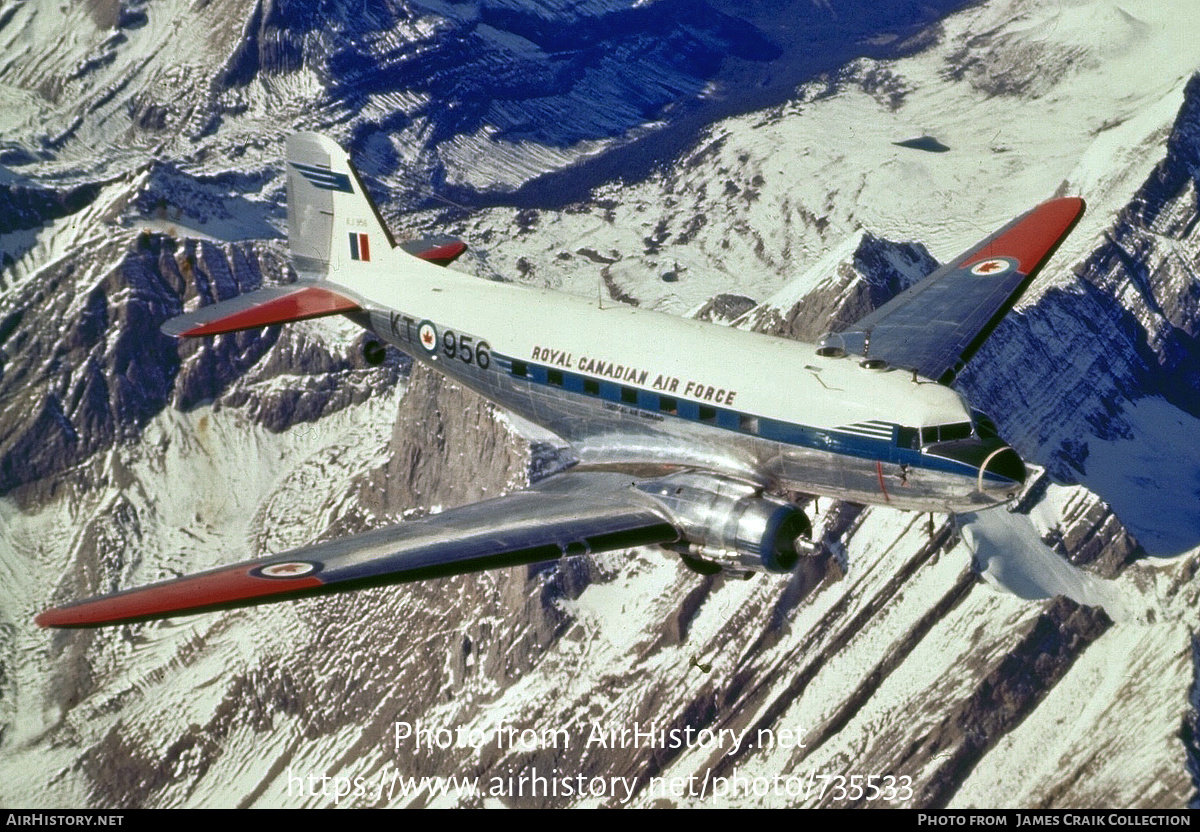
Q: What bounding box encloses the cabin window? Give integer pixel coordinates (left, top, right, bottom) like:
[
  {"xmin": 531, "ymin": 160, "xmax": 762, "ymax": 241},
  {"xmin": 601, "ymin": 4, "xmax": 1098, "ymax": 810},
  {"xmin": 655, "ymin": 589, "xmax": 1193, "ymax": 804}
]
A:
[
  {"xmin": 511, "ymin": 360, "xmax": 528, "ymax": 377},
  {"xmin": 621, "ymin": 387, "xmax": 638, "ymax": 404},
  {"xmin": 584, "ymin": 378, "xmax": 600, "ymax": 395},
  {"xmin": 547, "ymin": 369, "xmax": 564, "ymax": 386},
  {"xmin": 897, "ymin": 427, "xmax": 919, "ymax": 449},
  {"xmin": 699, "ymin": 405, "xmax": 717, "ymax": 423},
  {"xmin": 739, "ymin": 414, "xmax": 759, "ymax": 434},
  {"xmin": 659, "ymin": 396, "xmax": 677, "ymax": 415}
]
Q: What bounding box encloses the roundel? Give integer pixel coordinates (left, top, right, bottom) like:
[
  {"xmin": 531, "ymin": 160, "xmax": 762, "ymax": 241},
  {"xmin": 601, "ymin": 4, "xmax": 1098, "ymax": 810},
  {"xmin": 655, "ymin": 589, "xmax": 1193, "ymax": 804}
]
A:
[
  {"xmin": 253, "ymin": 560, "xmax": 322, "ymax": 579},
  {"xmin": 969, "ymin": 257, "xmax": 1017, "ymax": 276},
  {"xmin": 417, "ymin": 320, "xmax": 439, "ymax": 354}
]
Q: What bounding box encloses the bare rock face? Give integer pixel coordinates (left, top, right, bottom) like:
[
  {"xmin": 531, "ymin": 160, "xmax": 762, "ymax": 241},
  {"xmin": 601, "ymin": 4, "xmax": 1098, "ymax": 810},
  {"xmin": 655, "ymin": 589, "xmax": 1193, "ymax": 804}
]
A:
[
  {"xmin": 0, "ymin": 229, "xmax": 404, "ymax": 507},
  {"xmin": 735, "ymin": 233, "xmax": 939, "ymax": 342},
  {"xmin": 368, "ymin": 363, "xmax": 529, "ymax": 517},
  {"xmin": 916, "ymin": 597, "xmax": 1112, "ymax": 809},
  {"xmin": 1048, "ymin": 492, "xmax": 1143, "ymax": 579},
  {"xmin": 0, "ymin": 232, "xmax": 184, "ymax": 504},
  {"xmin": 0, "ymin": 180, "xmax": 104, "ymax": 237},
  {"xmin": 694, "ymin": 293, "xmax": 756, "ymax": 324}
]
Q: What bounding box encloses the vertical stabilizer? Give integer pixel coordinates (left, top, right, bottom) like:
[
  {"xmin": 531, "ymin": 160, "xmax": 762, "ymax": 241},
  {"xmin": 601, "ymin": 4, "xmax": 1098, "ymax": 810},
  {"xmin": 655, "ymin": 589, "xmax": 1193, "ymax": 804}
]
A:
[{"xmin": 285, "ymin": 133, "xmax": 395, "ymax": 284}]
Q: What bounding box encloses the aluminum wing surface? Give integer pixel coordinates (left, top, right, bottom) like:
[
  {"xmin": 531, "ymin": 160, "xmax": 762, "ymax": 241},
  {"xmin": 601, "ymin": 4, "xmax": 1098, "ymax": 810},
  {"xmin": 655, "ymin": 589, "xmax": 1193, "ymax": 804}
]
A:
[
  {"xmin": 37, "ymin": 473, "xmax": 679, "ymax": 628},
  {"xmin": 828, "ymin": 198, "xmax": 1084, "ymax": 384}
]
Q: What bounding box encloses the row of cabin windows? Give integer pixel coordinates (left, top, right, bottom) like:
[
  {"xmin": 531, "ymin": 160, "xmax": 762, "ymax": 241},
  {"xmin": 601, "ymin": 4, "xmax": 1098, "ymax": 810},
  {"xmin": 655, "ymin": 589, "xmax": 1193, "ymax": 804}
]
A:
[
  {"xmin": 510, "ymin": 360, "xmax": 741, "ymax": 430},
  {"xmin": 512, "ymin": 360, "xmax": 974, "ymax": 447}
]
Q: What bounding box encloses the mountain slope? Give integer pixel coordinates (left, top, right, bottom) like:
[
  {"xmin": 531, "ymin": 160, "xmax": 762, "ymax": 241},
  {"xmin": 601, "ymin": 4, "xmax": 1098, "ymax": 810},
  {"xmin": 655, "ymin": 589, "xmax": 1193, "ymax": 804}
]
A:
[{"xmin": 0, "ymin": 0, "xmax": 1198, "ymax": 809}]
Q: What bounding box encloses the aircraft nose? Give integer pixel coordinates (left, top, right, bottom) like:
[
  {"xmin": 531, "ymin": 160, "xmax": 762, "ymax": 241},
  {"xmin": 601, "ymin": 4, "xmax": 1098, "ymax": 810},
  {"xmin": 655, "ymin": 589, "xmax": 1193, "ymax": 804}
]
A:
[
  {"xmin": 977, "ymin": 444, "xmax": 1026, "ymax": 499},
  {"xmin": 924, "ymin": 436, "xmax": 1027, "ymax": 502}
]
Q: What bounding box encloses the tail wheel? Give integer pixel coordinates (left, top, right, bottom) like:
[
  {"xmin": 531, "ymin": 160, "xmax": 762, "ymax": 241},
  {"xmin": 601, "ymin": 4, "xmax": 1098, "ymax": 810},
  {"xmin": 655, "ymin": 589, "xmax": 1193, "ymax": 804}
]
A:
[{"xmin": 363, "ymin": 340, "xmax": 387, "ymax": 366}]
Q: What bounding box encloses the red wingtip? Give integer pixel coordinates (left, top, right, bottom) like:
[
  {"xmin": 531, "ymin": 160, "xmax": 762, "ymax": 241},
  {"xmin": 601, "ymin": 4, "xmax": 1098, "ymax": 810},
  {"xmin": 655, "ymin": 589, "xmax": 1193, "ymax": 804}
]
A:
[
  {"xmin": 964, "ymin": 197, "xmax": 1086, "ymax": 275},
  {"xmin": 411, "ymin": 240, "xmax": 467, "ymax": 266},
  {"xmin": 36, "ymin": 567, "xmax": 324, "ymax": 628},
  {"xmin": 398, "ymin": 237, "xmax": 468, "ymax": 266}
]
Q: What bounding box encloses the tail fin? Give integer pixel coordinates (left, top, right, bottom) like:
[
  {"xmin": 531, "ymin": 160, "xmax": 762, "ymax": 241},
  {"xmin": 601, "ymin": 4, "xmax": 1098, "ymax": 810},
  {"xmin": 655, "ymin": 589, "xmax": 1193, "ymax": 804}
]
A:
[
  {"xmin": 160, "ymin": 135, "xmax": 469, "ymax": 339},
  {"xmin": 286, "ymin": 133, "xmax": 396, "ymax": 282}
]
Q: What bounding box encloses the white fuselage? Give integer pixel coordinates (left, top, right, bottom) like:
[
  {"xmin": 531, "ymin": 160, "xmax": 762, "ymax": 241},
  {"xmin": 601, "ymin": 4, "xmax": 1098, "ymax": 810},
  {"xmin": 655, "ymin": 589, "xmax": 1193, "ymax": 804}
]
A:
[{"xmin": 320, "ymin": 244, "xmax": 1017, "ymax": 514}]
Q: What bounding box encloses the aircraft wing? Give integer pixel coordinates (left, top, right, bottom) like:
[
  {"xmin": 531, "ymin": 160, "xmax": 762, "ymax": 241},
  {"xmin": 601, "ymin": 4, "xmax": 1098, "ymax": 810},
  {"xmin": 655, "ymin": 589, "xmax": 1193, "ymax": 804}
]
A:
[
  {"xmin": 828, "ymin": 197, "xmax": 1084, "ymax": 383},
  {"xmin": 36, "ymin": 472, "xmax": 679, "ymax": 628}
]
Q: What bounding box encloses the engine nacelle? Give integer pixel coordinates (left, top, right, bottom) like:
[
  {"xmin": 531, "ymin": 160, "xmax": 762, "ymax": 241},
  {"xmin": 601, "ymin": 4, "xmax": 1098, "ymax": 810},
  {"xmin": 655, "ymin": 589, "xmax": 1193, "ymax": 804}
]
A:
[{"xmin": 636, "ymin": 474, "xmax": 811, "ymax": 574}]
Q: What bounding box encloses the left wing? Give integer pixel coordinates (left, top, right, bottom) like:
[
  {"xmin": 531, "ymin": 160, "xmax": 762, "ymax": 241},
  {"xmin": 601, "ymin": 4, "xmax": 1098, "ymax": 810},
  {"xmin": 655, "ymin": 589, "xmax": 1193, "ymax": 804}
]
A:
[
  {"xmin": 36, "ymin": 472, "xmax": 678, "ymax": 628},
  {"xmin": 825, "ymin": 197, "xmax": 1084, "ymax": 383}
]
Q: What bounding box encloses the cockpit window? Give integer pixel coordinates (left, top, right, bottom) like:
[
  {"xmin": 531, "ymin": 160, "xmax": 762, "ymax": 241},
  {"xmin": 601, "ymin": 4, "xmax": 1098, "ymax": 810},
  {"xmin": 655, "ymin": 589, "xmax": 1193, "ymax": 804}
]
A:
[
  {"xmin": 940, "ymin": 422, "xmax": 972, "ymax": 442},
  {"xmin": 918, "ymin": 422, "xmax": 973, "ymax": 445},
  {"xmin": 971, "ymin": 410, "xmax": 999, "ymax": 439}
]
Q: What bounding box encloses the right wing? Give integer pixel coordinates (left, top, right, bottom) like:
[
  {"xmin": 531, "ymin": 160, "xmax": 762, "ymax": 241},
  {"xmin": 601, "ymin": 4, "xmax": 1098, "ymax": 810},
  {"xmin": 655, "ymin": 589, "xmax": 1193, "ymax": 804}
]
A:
[
  {"xmin": 826, "ymin": 197, "xmax": 1085, "ymax": 383},
  {"xmin": 37, "ymin": 472, "xmax": 679, "ymax": 628}
]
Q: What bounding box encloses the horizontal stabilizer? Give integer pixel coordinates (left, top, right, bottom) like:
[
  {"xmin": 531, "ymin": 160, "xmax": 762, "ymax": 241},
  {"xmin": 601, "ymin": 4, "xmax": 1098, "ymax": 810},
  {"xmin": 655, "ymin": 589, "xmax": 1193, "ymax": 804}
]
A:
[
  {"xmin": 401, "ymin": 236, "xmax": 468, "ymax": 266},
  {"xmin": 37, "ymin": 473, "xmax": 678, "ymax": 627},
  {"xmin": 161, "ymin": 284, "xmax": 360, "ymax": 337}
]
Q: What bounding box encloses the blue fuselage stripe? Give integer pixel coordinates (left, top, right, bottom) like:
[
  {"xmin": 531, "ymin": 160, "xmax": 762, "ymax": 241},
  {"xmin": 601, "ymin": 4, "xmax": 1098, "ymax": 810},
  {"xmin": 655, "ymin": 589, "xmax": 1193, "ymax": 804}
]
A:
[{"xmin": 495, "ymin": 352, "xmax": 990, "ymax": 481}]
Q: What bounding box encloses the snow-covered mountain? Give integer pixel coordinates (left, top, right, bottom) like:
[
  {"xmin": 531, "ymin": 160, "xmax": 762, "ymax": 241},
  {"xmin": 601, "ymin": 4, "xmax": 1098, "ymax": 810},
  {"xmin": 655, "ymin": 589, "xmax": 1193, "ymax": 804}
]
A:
[{"xmin": 1, "ymin": 0, "xmax": 1198, "ymax": 809}]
